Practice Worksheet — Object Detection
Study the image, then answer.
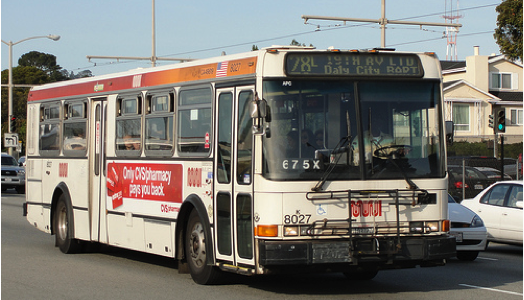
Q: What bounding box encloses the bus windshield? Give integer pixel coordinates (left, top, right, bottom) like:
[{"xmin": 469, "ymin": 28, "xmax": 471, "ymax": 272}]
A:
[{"xmin": 262, "ymin": 79, "xmax": 445, "ymax": 181}]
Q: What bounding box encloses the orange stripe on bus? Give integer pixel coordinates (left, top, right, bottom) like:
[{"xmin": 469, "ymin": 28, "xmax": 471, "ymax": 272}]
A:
[{"xmin": 28, "ymin": 57, "xmax": 257, "ymax": 101}]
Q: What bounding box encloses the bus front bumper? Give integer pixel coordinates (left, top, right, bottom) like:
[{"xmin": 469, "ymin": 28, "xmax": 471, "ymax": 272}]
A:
[{"xmin": 258, "ymin": 235, "xmax": 456, "ymax": 268}]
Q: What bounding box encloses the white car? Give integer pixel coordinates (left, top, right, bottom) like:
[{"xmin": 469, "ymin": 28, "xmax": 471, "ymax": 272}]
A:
[
  {"xmin": 461, "ymin": 181, "xmax": 523, "ymax": 245},
  {"xmin": 448, "ymin": 195, "xmax": 488, "ymax": 261}
]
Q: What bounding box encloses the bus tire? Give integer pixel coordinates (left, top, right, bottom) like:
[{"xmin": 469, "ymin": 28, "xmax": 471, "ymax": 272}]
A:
[
  {"xmin": 54, "ymin": 194, "xmax": 82, "ymax": 254},
  {"xmin": 185, "ymin": 209, "xmax": 220, "ymax": 284}
]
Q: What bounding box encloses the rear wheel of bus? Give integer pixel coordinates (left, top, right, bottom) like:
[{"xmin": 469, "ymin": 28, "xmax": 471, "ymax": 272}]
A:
[
  {"xmin": 54, "ymin": 194, "xmax": 82, "ymax": 254},
  {"xmin": 185, "ymin": 209, "xmax": 221, "ymax": 284}
]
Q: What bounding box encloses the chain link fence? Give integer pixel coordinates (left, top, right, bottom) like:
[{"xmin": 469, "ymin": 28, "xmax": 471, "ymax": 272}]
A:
[{"xmin": 448, "ymin": 156, "xmax": 522, "ymax": 202}]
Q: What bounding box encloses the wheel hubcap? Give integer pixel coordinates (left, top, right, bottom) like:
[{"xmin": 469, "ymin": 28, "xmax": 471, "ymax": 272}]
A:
[
  {"xmin": 57, "ymin": 206, "xmax": 68, "ymax": 240},
  {"xmin": 189, "ymin": 222, "xmax": 205, "ymax": 268}
]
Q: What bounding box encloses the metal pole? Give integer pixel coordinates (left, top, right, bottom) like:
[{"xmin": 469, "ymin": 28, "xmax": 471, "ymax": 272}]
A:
[
  {"xmin": 2, "ymin": 35, "xmax": 60, "ymax": 156},
  {"xmin": 500, "ymin": 134, "xmax": 504, "ymax": 177},
  {"xmin": 380, "ymin": 0, "xmax": 386, "ymax": 48},
  {"xmin": 151, "ymin": 0, "xmax": 156, "ymax": 67},
  {"xmin": 7, "ymin": 41, "xmax": 13, "ymax": 156},
  {"xmin": 462, "ymin": 158, "xmax": 465, "ymax": 202}
]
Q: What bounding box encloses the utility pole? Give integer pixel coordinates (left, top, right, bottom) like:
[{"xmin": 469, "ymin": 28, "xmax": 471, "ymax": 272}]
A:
[
  {"xmin": 302, "ymin": 0, "xmax": 462, "ymax": 48},
  {"xmin": 87, "ymin": 0, "xmax": 193, "ymax": 67}
]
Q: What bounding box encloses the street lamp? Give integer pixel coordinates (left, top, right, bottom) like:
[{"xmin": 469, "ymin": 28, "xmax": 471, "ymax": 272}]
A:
[{"xmin": 1, "ymin": 34, "xmax": 60, "ymax": 155}]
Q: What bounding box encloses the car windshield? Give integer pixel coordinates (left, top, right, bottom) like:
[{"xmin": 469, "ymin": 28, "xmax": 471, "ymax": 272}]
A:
[
  {"xmin": 262, "ymin": 79, "xmax": 445, "ymax": 181},
  {"xmin": 2, "ymin": 156, "xmax": 18, "ymax": 166}
]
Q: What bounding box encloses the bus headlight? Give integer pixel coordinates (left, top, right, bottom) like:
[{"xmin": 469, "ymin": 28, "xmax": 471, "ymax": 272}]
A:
[
  {"xmin": 426, "ymin": 221, "xmax": 439, "ymax": 232},
  {"xmin": 284, "ymin": 226, "xmax": 299, "ymax": 236},
  {"xmin": 410, "ymin": 221, "xmax": 440, "ymax": 233},
  {"xmin": 410, "ymin": 222, "xmax": 424, "ymax": 233}
]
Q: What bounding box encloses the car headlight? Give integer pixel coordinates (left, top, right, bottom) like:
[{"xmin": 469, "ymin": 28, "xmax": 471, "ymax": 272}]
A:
[
  {"xmin": 470, "ymin": 215, "xmax": 484, "ymax": 228},
  {"xmin": 17, "ymin": 169, "xmax": 25, "ymax": 176}
]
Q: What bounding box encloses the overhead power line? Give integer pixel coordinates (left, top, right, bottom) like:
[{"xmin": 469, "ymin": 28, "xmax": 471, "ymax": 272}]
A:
[{"xmin": 78, "ymin": 3, "xmax": 499, "ymax": 72}]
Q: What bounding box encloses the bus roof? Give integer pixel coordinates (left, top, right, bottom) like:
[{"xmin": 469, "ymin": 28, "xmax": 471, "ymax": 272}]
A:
[
  {"xmin": 28, "ymin": 47, "xmax": 440, "ymax": 102},
  {"xmin": 28, "ymin": 51, "xmax": 259, "ymax": 102}
]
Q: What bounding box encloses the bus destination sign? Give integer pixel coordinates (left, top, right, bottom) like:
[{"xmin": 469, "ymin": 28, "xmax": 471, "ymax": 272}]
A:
[{"xmin": 285, "ymin": 52, "xmax": 423, "ymax": 77}]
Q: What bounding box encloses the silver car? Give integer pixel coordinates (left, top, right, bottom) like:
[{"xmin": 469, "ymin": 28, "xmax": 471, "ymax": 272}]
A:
[
  {"xmin": 1, "ymin": 153, "xmax": 26, "ymax": 194},
  {"xmin": 448, "ymin": 195, "xmax": 488, "ymax": 261}
]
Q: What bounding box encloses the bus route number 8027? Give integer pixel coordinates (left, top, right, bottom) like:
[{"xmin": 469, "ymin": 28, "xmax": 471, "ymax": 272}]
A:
[{"xmin": 282, "ymin": 159, "xmax": 321, "ymax": 170}]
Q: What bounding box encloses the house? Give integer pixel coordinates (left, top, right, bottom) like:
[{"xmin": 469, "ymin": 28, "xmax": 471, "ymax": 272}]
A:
[{"xmin": 441, "ymin": 46, "xmax": 523, "ymax": 144}]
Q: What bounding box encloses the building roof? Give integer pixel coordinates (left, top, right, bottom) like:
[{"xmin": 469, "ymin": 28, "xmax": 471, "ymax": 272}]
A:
[{"xmin": 489, "ymin": 91, "xmax": 523, "ymax": 102}]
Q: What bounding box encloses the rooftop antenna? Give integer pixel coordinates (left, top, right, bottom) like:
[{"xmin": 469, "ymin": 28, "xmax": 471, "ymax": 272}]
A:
[{"xmin": 442, "ymin": 0, "xmax": 463, "ymax": 61}]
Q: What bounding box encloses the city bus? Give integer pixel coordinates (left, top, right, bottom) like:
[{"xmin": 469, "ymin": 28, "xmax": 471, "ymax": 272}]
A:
[{"xmin": 24, "ymin": 46, "xmax": 455, "ymax": 284}]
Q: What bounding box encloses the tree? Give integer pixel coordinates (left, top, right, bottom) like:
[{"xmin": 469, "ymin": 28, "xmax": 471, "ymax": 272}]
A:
[
  {"xmin": 18, "ymin": 51, "xmax": 68, "ymax": 81},
  {"xmin": 290, "ymin": 39, "xmax": 313, "ymax": 47},
  {"xmin": 494, "ymin": 0, "xmax": 523, "ymax": 61}
]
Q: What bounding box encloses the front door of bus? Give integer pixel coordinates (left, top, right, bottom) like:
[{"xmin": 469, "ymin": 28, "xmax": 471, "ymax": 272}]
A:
[
  {"xmin": 89, "ymin": 97, "xmax": 107, "ymax": 243},
  {"xmin": 214, "ymin": 86, "xmax": 255, "ymax": 268}
]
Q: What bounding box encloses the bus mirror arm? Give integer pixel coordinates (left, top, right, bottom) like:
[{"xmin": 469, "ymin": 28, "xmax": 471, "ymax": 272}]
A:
[
  {"xmin": 251, "ymin": 93, "xmax": 268, "ymax": 135},
  {"xmin": 445, "ymin": 121, "xmax": 454, "ymax": 145}
]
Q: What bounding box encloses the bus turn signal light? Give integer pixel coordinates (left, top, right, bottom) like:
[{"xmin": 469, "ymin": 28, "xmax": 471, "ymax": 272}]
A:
[
  {"xmin": 255, "ymin": 225, "xmax": 278, "ymax": 237},
  {"xmin": 442, "ymin": 220, "xmax": 450, "ymax": 232}
]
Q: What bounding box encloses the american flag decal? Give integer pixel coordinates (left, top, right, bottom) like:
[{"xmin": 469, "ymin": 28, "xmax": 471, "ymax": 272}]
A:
[{"xmin": 216, "ymin": 62, "xmax": 228, "ymax": 77}]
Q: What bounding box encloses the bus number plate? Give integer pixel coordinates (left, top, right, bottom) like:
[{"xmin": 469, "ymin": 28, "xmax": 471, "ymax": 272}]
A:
[{"xmin": 284, "ymin": 214, "xmax": 311, "ymax": 224}]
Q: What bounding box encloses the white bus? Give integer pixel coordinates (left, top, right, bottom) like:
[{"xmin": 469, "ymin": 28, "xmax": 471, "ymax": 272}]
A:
[{"xmin": 24, "ymin": 46, "xmax": 455, "ymax": 284}]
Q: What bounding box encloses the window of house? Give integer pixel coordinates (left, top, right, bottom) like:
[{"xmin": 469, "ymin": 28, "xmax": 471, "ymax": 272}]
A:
[
  {"xmin": 510, "ymin": 108, "xmax": 523, "ymax": 125},
  {"xmin": 452, "ymin": 103, "xmax": 470, "ymax": 131},
  {"xmin": 491, "ymin": 73, "xmax": 513, "ymax": 89}
]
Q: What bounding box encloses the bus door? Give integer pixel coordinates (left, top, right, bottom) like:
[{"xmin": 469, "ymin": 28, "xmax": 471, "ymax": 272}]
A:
[
  {"xmin": 89, "ymin": 97, "xmax": 107, "ymax": 243},
  {"xmin": 214, "ymin": 86, "xmax": 255, "ymax": 269}
]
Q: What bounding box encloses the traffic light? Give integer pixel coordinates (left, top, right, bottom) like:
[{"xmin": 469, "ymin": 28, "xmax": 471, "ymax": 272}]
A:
[
  {"xmin": 495, "ymin": 108, "xmax": 506, "ymax": 133},
  {"xmin": 488, "ymin": 114, "xmax": 494, "ymax": 129},
  {"xmin": 9, "ymin": 116, "xmax": 16, "ymax": 133}
]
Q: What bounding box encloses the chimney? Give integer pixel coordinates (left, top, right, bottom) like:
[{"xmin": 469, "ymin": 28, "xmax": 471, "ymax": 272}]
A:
[{"xmin": 466, "ymin": 46, "xmax": 489, "ymax": 92}]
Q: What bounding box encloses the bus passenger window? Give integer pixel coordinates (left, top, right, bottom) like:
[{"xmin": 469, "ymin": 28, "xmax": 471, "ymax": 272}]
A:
[
  {"xmin": 63, "ymin": 101, "xmax": 87, "ymax": 156},
  {"xmin": 116, "ymin": 96, "xmax": 142, "ymax": 156},
  {"xmin": 39, "ymin": 103, "xmax": 61, "ymax": 154},
  {"xmin": 145, "ymin": 93, "xmax": 174, "ymax": 156},
  {"xmin": 116, "ymin": 119, "xmax": 142, "ymax": 152},
  {"xmin": 63, "ymin": 123, "xmax": 87, "ymax": 151},
  {"xmin": 145, "ymin": 117, "xmax": 173, "ymax": 152},
  {"xmin": 177, "ymin": 88, "xmax": 212, "ymax": 155},
  {"xmin": 40, "ymin": 123, "xmax": 60, "ymax": 151}
]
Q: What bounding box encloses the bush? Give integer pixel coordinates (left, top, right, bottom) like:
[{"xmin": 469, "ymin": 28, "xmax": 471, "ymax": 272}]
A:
[{"xmin": 447, "ymin": 141, "xmax": 522, "ymax": 159}]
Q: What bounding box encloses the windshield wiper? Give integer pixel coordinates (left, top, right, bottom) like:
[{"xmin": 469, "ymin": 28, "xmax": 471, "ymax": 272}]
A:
[
  {"xmin": 384, "ymin": 156, "xmax": 419, "ymax": 190},
  {"xmin": 311, "ymin": 136, "xmax": 352, "ymax": 192},
  {"xmin": 311, "ymin": 111, "xmax": 353, "ymax": 192}
]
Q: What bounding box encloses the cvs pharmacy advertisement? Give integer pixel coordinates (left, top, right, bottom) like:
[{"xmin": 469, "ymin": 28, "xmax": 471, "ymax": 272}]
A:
[{"xmin": 107, "ymin": 162, "xmax": 183, "ymax": 210}]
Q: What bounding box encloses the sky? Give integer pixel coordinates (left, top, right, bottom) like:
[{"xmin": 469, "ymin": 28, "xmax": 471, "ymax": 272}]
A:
[{"xmin": 1, "ymin": 0, "xmax": 503, "ymax": 77}]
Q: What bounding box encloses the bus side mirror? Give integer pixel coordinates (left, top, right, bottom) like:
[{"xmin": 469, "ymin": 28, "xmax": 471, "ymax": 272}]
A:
[
  {"xmin": 251, "ymin": 94, "xmax": 268, "ymax": 135},
  {"xmin": 445, "ymin": 121, "xmax": 454, "ymax": 145}
]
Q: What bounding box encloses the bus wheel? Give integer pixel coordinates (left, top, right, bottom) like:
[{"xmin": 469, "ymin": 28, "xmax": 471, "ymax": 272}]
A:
[
  {"xmin": 343, "ymin": 269, "xmax": 379, "ymax": 280},
  {"xmin": 185, "ymin": 209, "xmax": 220, "ymax": 284},
  {"xmin": 54, "ymin": 194, "xmax": 81, "ymax": 254}
]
